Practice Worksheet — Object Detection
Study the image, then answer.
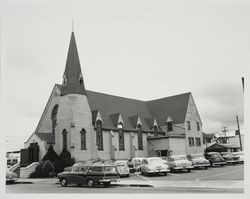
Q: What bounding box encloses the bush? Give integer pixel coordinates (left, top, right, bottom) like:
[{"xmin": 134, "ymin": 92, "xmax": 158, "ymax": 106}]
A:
[
  {"xmin": 58, "ymin": 148, "xmax": 72, "ymax": 168},
  {"xmin": 29, "ymin": 171, "xmax": 38, "ymax": 178},
  {"xmin": 41, "ymin": 160, "xmax": 54, "ymax": 177},
  {"xmin": 42, "ymin": 145, "xmax": 58, "ymax": 163},
  {"xmin": 34, "ymin": 162, "xmax": 43, "ymax": 176},
  {"xmin": 53, "ymin": 159, "xmax": 64, "ymax": 174}
]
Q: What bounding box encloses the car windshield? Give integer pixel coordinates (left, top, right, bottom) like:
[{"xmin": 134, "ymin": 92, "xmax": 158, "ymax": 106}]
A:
[
  {"xmin": 190, "ymin": 154, "xmax": 204, "ymax": 159},
  {"xmin": 149, "ymin": 158, "xmax": 162, "ymax": 163},
  {"xmin": 133, "ymin": 159, "xmax": 142, "ymax": 163},
  {"xmin": 115, "ymin": 161, "xmax": 126, "ymax": 165},
  {"xmin": 172, "ymin": 156, "xmax": 187, "ymax": 161},
  {"xmin": 221, "ymin": 152, "xmax": 231, "ymax": 156},
  {"xmin": 103, "ymin": 166, "xmax": 117, "ymax": 173},
  {"xmin": 210, "ymin": 153, "xmax": 222, "ymax": 158}
]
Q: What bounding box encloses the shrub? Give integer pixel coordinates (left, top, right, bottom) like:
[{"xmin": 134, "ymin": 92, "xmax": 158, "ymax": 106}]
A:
[
  {"xmin": 58, "ymin": 148, "xmax": 72, "ymax": 168},
  {"xmin": 41, "ymin": 160, "xmax": 54, "ymax": 177},
  {"xmin": 34, "ymin": 162, "xmax": 43, "ymax": 176},
  {"xmin": 53, "ymin": 159, "xmax": 64, "ymax": 174},
  {"xmin": 29, "ymin": 171, "xmax": 38, "ymax": 178},
  {"xmin": 42, "ymin": 145, "xmax": 58, "ymax": 163}
]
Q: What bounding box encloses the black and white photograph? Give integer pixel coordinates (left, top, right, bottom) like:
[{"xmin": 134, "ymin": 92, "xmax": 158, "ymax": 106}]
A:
[{"xmin": 1, "ymin": 0, "xmax": 248, "ymax": 198}]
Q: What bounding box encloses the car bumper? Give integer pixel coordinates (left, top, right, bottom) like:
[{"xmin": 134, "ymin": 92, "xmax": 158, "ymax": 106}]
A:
[
  {"xmin": 6, "ymin": 177, "xmax": 18, "ymax": 182},
  {"xmin": 212, "ymin": 162, "xmax": 226, "ymax": 165},
  {"xmin": 147, "ymin": 169, "xmax": 170, "ymax": 173},
  {"xmin": 193, "ymin": 163, "xmax": 210, "ymax": 168},
  {"xmin": 174, "ymin": 166, "xmax": 194, "ymax": 170},
  {"xmin": 100, "ymin": 178, "xmax": 120, "ymax": 183},
  {"xmin": 225, "ymin": 160, "xmax": 239, "ymax": 163}
]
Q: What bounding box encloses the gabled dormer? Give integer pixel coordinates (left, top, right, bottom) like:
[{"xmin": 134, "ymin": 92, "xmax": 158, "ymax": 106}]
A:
[
  {"xmin": 110, "ymin": 113, "xmax": 124, "ymax": 127},
  {"xmin": 166, "ymin": 116, "xmax": 174, "ymax": 132}
]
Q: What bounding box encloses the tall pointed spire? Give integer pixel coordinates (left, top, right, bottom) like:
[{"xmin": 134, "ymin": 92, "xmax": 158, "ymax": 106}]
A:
[{"xmin": 61, "ymin": 32, "xmax": 86, "ymax": 96}]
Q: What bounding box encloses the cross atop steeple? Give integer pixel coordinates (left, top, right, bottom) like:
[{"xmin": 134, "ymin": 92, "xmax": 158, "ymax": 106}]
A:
[{"xmin": 61, "ymin": 32, "xmax": 86, "ymax": 96}]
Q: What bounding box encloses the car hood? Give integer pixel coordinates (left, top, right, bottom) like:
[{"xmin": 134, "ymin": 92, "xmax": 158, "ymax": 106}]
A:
[
  {"xmin": 192, "ymin": 158, "xmax": 209, "ymax": 163},
  {"xmin": 6, "ymin": 171, "xmax": 17, "ymax": 177},
  {"xmin": 174, "ymin": 160, "xmax": 192, "ymax": 165}
]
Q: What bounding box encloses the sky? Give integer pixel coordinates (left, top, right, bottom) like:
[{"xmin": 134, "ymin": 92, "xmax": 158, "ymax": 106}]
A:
[{"xmin": 0, "ymin": 0, "xmax": 248, "ymax": 152}]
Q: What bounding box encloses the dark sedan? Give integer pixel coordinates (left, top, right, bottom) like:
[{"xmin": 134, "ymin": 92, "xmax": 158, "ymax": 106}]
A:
[
  {"xmin": 204, "ymin": 152, "xmax": 226, "ymax": 167},
  {"xmin": 58, "ymin": 163, "xmax": 120, "ymax": 187}
]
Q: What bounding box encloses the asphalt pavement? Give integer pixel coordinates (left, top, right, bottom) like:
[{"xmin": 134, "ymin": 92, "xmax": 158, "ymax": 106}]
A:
[{"xmin": 6, "ymin": 164, "xmax": 244, "ymax": 194}]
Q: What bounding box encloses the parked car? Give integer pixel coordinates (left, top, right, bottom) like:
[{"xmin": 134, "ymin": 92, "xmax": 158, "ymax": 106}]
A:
[
  {"xmin": 6, "ymin": 168, "xmax": 18, "ymax": 184},
  {"xmin": 58, "ymin": 163, "xmax": 120, "ymax": 187},
  {"xmin": 167, "ymin": 155, "xmax": 194, "ymax": 172},
  {"xmin": 233, "ymin": 151, "xmax": 244, "ymax": 163},
  {"xmin": 220, "ymin": 152, "xmax": 239, "ymax": 164},
  {"xmin": 140, "ymin": 157, "xmax": 170, "ymax": 176},
  {"xmin": 204, "ymin": 152, "xmax": 226, "ymax": 167},
  {"xmin": 187, "ymin": 154, "xmax": 210, "ymax": 169},
  {"xmin": 128, "ymin": 157, "xmax": 145, "ymax": 172},
  {"xmin": 114, "ymin": 160, "xmax": 130, "ymax": 177}
]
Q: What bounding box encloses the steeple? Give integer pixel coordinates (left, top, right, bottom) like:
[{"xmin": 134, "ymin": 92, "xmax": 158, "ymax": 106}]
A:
[{"xmin": 61, "ymin": 32, "xmax": 86, "ymax": 96}]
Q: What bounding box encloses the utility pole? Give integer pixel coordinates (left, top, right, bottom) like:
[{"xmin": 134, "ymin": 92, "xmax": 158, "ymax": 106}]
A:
[
  {"xmin": 241, "ymin": 77, "xmax": 244, "ymax": 91},
  {"xmin": 236, "ymin": 115, "xmax": 243, "ymax": 151}
]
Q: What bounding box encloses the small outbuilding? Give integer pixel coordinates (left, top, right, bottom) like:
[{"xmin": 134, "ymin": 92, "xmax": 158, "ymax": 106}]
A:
[{"xmin": 205, "ymin": 143, "xmax": 240, "ymax": 153}]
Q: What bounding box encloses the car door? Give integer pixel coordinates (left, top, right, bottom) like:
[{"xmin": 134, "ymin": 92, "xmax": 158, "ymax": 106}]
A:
[
  {"xmin": 76, "ymin": 166, "xmax": 88, "ymax": 184},
  {"xmin": 141, "ymin": 159, "xmax": 146, "ymax": 172}
]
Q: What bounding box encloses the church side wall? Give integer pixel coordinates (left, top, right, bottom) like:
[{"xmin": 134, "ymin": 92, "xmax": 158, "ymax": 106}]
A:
[
  {"xmin": 36, "ymin": 86, "xmax": 60, "ymax": 133},
  {"xmin": 185, "ymin": 95, "xmax": 205, "ymax": 155},
  {"xmin": 169, "ymin": 138, "xmax": 186, "ymax": 155},
  {"xmin": 56, "ymin": 94, "xmax": 97, "ymax": 161}
]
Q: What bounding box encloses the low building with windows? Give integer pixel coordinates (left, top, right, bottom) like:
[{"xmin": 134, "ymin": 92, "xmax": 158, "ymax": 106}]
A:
[{"xmin": 21, "ymin": 32, "xmax": 204, "ymax": 163}]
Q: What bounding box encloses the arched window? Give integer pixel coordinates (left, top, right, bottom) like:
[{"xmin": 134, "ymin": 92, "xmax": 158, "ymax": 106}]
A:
[
  {"xmin": 117, "ymin": 123, "xmax": 125, "ymax": 150},
  {"xmin": 51, "ymin": 104, "xmax": 59, "ymax": 134},
  {"xmin": 62, "ymin": 129, "xmax": 68, "ymax": 149},
  {"xmin": 96, "ymin": 120, "xmax": 103, "ymax": 150},
  {"xmin": 137, "ymin": 124, "xmax": 143, "ymax": 150},
  {"xmin": 80, "ymin": 129, "xmax": 87, "ymax": 150}
]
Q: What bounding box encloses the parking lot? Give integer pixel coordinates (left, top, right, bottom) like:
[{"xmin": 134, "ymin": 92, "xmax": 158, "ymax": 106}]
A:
[{"xmin": 6, "ymin": 164, "xmax": 244, "ymax": 193}]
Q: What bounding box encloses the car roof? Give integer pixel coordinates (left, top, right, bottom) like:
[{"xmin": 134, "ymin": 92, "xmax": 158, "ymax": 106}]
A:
[
  {"xmin": 189, "ymin": 153, "xmax": 204, "ymax": 156},
  {"xmin": 206, "ymin": 152, "xmax": 219, "ymax": 154},
  {"xmin": 146, "ymin": 157, "xmax": 162, "ymax": 160},
  {"xmin": 171, "ymin": 155, "xmax": 186, "ymax": 157},
  {"xmin": 132, "ymin": 157, "xmax": 145, "ymax": 160}
]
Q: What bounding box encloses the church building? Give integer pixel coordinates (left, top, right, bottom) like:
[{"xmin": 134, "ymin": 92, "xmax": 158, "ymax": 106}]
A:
[{"xmin": 23, "ymin": 32, "xmax": 204, "ymax": 164}]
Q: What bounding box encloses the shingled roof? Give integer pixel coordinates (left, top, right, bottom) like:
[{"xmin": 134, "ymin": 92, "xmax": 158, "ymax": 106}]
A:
[
  {"xmin": 146, "ymin": 92, "xmax": 191, "ymax": 126},
  {"xmin": 35, "ymin": 132, "xmax": 55, "ymax": 144},
  {"xmin": 55, "ymin": 84, "xmax": 191, "ymax": 132}
]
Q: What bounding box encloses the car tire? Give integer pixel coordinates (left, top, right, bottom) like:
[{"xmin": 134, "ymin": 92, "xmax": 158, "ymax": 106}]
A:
[
  {"xmin": 205, "ymin": 166, "xmax": 208, "ymax": 170},
  {"xmin": 187, "ymin": 169, "xmax": 191, "ymax": 172},
  {"xmin": 61, "ymin": 178, "xmax": 68, "ymax": 187},
  {"xmin": 164, "ymin": 172, "xmax": 167, "ymax": 176},
  {"xmin": 87, "ymin": 179, "xmax": 95, "ymax": 188},
  {"xmin": 221, "ymin": 164, "xmax": 224, "ymax": 167}
]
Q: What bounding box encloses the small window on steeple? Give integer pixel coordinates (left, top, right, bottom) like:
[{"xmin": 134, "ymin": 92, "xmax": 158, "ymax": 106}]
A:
[
  {"xmin": 79, "ymin": 73, "xmax": 83, "ymax": 84},
  {"xmin": 63, "ymin": 74, "xmax": 67, "ymax": 87}
]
